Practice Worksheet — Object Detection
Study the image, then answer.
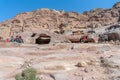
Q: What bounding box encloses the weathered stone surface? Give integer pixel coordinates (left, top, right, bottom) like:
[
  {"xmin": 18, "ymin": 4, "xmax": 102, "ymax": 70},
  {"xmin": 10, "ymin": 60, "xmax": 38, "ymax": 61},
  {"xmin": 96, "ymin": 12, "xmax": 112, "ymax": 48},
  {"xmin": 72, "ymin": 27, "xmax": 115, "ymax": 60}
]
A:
[
  {"xmin": 0, "ymin": 43, "xmax": 119, "ymax": 80},
  {"xmin": 0, "ymin": 2, "xmax": 120, "ymax": 80},
  {"xmin": 0, "ymin": 2, "xmax": 120, "ymax": 42},
  {"xmin": 113, "ymin": 2, "xmax": 120, "ymax": 8},
  {"xmin": 76, "ymin": 62, "xmax": 88, "ymax": 67}
]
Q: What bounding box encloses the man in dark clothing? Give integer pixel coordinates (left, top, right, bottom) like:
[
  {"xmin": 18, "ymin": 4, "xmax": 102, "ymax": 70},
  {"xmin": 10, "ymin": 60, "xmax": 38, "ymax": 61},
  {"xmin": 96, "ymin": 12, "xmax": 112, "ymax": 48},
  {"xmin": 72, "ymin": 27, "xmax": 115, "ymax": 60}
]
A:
[
  {"xmin": 18, "ymin": 36, "xmax": 24, "ymax": 43},
  {"xmin": 14, "ymin": 36, "xmax": 23, "ymax": 43}
]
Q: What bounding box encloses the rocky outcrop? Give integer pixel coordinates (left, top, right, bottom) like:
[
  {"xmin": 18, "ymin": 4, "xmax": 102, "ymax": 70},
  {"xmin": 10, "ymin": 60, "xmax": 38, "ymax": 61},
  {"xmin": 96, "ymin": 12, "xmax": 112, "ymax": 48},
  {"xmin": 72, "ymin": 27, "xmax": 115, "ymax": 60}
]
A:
[
  {"xmin": 0, "ymin": 2, "xmax": 120, "ymax": 42},
  {"xmin": 113, "ymin": 2, "xmax": 120, "ymax": 9},
  {"xmin": 84, "ymin": 8, "xmax": 120, "ymax": 27}
]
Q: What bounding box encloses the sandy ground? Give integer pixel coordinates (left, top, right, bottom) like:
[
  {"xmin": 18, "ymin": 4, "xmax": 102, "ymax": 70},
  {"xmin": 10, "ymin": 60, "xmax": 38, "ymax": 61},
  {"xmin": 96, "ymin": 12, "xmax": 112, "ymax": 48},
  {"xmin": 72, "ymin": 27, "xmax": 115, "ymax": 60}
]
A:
[{"xmin": 0, "ymin": 42, "xmax": 120, "ymax": 80}]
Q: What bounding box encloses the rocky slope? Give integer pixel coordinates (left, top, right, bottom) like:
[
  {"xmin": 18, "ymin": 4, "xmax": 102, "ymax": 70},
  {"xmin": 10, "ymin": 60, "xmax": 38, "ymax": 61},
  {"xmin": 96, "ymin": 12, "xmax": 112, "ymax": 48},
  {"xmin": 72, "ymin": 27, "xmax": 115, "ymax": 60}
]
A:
[{"xmin": 0, "ymin": 2, "xmax": 120, "ymax": 40}]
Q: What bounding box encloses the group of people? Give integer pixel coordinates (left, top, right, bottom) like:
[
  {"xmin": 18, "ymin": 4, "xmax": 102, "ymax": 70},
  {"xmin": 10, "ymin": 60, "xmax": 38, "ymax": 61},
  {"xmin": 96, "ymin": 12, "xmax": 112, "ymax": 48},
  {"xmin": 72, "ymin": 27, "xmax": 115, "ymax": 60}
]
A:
[{"xmin": 6, "ymin": 35, "xmax": 23, "ymax": 43}]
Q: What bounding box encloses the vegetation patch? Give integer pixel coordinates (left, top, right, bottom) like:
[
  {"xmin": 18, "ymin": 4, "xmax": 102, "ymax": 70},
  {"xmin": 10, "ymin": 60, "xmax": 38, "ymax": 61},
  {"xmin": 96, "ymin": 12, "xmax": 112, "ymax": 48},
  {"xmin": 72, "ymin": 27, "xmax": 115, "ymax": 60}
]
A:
[{"xmin": 15, "ymin": 67, "xmax": 40, "ymax": 80}]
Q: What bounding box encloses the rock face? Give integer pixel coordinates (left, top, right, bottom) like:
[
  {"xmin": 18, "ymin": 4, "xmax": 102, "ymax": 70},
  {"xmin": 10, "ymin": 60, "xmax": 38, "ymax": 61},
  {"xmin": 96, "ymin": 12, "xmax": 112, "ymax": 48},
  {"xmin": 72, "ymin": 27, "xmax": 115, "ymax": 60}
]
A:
[
  {"xmin": 84, "ymin": 8, "xmax": 119, "ymax": 27},
  {"xmin": 113, "ymin": 2, "xmax": 120, "ymax": 9},
  {"xmin": 0, "ymin": 9, "xmax": 88, "ymax": 42},
  {"xmin": 0, "ymin": 2, "xmax": 120, "ymax": 43}
]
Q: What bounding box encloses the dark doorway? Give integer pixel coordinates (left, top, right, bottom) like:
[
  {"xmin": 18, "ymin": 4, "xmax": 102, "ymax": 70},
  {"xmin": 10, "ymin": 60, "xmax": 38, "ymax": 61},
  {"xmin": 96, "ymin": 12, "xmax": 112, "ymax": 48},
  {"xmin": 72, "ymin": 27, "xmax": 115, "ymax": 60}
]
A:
[{"xmin": 35, "ymin": 34, "xmax": 51, "ymax": 44}]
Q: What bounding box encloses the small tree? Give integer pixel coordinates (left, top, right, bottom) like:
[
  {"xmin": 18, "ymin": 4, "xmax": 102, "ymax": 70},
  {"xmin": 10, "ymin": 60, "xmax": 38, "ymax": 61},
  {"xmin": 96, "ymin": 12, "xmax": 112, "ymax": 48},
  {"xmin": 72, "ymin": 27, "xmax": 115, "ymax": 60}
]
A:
[{"xmin": 15, "ymin": 67, "xmax": 39, "ymax": 80}]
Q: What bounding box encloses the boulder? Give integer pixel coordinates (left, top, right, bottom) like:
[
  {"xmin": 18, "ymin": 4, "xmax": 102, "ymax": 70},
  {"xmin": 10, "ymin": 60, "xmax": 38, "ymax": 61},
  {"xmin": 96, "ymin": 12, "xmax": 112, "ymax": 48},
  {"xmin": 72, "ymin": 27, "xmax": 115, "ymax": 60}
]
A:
[{"xmin": 76, "ymin": 62, "xmax": 88, "ymax": 67}]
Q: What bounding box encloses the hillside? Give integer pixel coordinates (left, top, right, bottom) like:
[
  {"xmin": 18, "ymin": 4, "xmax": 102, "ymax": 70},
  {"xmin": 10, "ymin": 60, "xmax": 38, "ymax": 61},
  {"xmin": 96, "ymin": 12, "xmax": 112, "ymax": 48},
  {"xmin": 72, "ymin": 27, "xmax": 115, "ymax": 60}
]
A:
[
  {"xmin": 0, "ymin": 2, "xmax": 120, "ymax": 41},
  {"xmin": 0, "ymin": 2, "xmax": 120, "ymax": 80}
]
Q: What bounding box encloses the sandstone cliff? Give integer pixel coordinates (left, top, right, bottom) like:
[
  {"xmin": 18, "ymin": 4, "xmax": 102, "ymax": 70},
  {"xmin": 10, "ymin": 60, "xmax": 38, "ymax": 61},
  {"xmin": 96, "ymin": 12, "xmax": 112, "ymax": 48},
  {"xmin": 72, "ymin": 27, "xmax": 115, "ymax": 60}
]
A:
[{"xmin": 0, "ymin": 2, "xmax": 120, "ymax": 41}]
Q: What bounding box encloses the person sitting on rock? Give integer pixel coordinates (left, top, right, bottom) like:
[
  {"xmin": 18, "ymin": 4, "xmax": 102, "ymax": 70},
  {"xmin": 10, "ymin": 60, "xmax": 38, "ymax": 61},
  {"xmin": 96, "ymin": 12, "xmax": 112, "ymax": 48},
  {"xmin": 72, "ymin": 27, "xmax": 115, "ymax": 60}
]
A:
[
  {"xmin": 5, "ymin": 38, "xmax": 10, "ymax": 43},
  {"xmin": 10, "ymin": 36, "xmax": 14, "ymax": 42},
  {"xmin": 14, "ymin": 36, "xmax": 19, "ymax": 43},
  {"xmin": 18, "ymin": 36, "xmax": 24, "ymax": 43},
  {"xmin": 14, "ymin": 35, "xmax": 23, "ymax": 43}
]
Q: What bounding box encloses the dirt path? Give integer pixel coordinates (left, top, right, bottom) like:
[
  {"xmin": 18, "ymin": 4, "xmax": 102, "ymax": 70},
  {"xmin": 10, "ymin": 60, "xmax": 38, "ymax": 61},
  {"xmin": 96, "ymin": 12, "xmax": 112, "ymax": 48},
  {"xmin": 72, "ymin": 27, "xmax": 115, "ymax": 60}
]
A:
[{"xmin": 0, "ymin": 43, "xmax": 119, "ymax": 80}]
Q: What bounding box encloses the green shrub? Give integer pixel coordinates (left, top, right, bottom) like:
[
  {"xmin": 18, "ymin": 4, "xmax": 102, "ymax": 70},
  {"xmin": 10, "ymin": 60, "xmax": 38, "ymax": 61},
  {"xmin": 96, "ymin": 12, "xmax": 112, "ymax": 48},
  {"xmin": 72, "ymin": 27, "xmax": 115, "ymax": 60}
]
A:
[{"xmin": 15, "ymin": 67, "xmax": 39, "ymax": 80}]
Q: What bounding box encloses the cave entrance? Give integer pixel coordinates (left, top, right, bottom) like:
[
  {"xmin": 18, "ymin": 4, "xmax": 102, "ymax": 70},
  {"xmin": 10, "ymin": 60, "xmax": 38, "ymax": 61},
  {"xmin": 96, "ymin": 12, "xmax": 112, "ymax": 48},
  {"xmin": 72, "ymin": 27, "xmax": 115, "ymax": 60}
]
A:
[{"xmin": 35, "ymin": 34, "xmax": 51, "ymax": 44}]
